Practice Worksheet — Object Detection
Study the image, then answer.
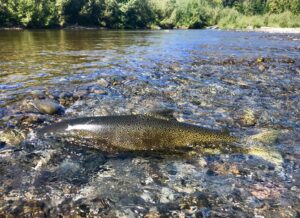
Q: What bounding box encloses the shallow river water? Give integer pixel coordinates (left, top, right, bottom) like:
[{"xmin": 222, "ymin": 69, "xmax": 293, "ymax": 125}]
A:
[{"xmin": 0, "ymin": 30, "xmax": 300, "ymax": 217}]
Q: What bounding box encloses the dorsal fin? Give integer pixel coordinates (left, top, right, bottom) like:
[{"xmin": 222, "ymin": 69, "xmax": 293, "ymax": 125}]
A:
[{"xmin": 146, "ymin": 109, "xmax": 177, "ymax": 121}]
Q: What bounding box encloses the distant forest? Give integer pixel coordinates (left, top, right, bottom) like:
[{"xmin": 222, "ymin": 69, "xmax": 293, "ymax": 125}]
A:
[{"xmin": 0, "ymin": 0, "xmax": 300, "ymax": 29}]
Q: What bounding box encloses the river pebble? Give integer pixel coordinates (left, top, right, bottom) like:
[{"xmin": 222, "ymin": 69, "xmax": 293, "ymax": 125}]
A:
[{"xmin": 31, "ymin": 100, "xmax": 65, "ymax": 115}]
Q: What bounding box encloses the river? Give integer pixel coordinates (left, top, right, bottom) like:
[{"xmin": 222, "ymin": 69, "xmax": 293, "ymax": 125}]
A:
[{"xmin": 0, "ymin": 29, "xmax": 299, "ymax": 217}]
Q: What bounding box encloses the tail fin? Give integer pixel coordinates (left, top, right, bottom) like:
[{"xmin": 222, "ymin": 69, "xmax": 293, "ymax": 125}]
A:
[
  {"xmin": 245, "ymin": 145, "xmax": 283, "ymax": 168},
  {"xmin": 244, "ymin": 129, "xmax": 283, "ymax": 169}
]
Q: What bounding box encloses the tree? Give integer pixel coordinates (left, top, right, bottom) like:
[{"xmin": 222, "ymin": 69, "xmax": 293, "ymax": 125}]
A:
[
  {"xmin": 290, "ymin": 0, "xmax": 300, "ymax": 14},
  {"xmin": 223, "ymin": 0, "xmax": 240, "ymax": 7},
  {"xmin": 266, "ymin": 0, "xmax": 287, "ymax": 13},
  {"xmin": 3, "ymin": 0, "xmax": 58, "ymax": 27},
  {"xmin": 78, "ymin": 0, "xmax": 105, "ymax": 25},
  {"xmin": 175, "ymin": 0, "xmax": 209, "ymax": 28},
  {"xmin": 102, "ymin": 0, "xmax": 122, "ymax": 28},
  {"xmin": 120, "ymin": 0, "xmax": 155, "ymax": 28},
  {"xmin": 0, "ymin": 1, "xmax": 11, "ymax": 26},
  {"xmin": 238, "ymin": 0, "xmax": 267, "ymax": 15},
  {"xmin": 56, "ymin": 0, "xmax": 84, "ymax": 25},
  {"xmin": 150, "ymin": 0, "xmax": 177, "ymax": 28}
]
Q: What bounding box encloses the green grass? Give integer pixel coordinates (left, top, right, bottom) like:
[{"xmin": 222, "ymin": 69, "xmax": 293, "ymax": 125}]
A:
[{"xmin": 217, "ymin": 9, "xmax": 300, "ymax": 29}]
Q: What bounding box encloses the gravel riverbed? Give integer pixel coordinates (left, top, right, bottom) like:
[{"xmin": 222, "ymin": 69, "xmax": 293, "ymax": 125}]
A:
[{"xmin": 0, "ymin": 30, "xmax": 299, "ymax": 217}]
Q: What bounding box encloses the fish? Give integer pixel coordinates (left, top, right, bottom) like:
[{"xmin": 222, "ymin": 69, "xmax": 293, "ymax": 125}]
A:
[
  {"xmin": 36, "ymin": 115, "xmax": 238, "ymax": 152},
  {"xmin": 35, "ymin": 115, "xmax": 284, "ymax": 168}
]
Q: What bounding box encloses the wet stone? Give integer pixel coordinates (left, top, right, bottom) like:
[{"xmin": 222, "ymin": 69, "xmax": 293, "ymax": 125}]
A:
[
  {"xmin": 31, "ymin": 100, "xmax": 65, "ymax": 115},
  {"xmin": 30, "ymin": 90, "xmax": 45, "ymax": 99},
  {"xmin": 58, "ymin": 92, "xmax": 74, "ymax": 106},
  {"xmin": 209, "ymin": 163, "xmax": 240, "ymax": 175},
  {"xmin": 206, "ymin": 169, "xmax": 217, "ymax": 176},
  {"xmin": 258, "ymin": 64, "xmax": 267, "ymax": 71},
  {"xmin": 144, "ymin": 210, "xmax": 160, "ymax": 218},
  {"xmin": 20, "ymin": 114, "xmax": 46, "ymax": 125},
  {"xmin": 97, "ymin": 78, "xmax": 109, "ymax": 87},
  {"xmin": 240, "ymin": 109, "xmax": 257, "ymax": 126},
  {"xmin": 59, "ymin": 98, "xmax": 67, "ymax": 106},
  {"xmin": 181, "ymin": 191, "xmax": 211, "ymax": 211},
  {"xmin": 74, "ymin": 89, "xmax": 89, "ymax": 99},
  {"xmin": 93, "ymin": 89, "xmax": 107, "ymax": 95},
  {"xmin": 90, "ymin": 87, "xmax": 108, "ymax": 95},
  {"xmin": 0, "ymin": 141, "xmax": 6, "ymax": 149},
  {"xmin": 0, "ymin": 129, "xmax": 25, "ymax": 146},
  {"xmin": 110, "ymin": 76, "xmax": 125, "ymax": 86},
  {"xmin": 45, "ymin": 90, "xmax": 62, "ymax": 100},
  {"xmin": 59, "ymin": 92, "xmax": 73, "ymax": 99}
]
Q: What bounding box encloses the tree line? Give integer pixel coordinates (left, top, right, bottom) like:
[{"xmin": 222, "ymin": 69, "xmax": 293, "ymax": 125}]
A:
[{"xmin": 0, "ymin": 0, "xmax": 299, "ymax": 29}]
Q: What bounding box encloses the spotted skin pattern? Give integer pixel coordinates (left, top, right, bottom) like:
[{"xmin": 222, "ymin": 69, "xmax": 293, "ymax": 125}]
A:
[{"xmin": 37, "ymin": 115, "xmax": 238, "ymax": 152}]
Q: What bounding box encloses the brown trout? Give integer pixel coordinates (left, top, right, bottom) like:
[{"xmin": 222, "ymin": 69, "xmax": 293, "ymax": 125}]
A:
[{"xmin": 36, "ymin": 115, "xmax": 238, "ymax": 152}]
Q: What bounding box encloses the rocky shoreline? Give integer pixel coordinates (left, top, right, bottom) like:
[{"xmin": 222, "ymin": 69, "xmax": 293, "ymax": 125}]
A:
[
  {"xmin": 251, "ymin": 27, "xmax": 300, "ymax": 34},
  {"xmin": 2, "ymin": 25, "xmax": 300, "ymax": 33}
]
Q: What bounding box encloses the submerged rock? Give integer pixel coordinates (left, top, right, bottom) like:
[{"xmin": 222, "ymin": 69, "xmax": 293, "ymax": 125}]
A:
[
  {"xmin": 30, "ymin": 100, "xmax": 65, "ymax": 115},
  {"xmin": 240, "ymin": 109, "xmax": 257, "ymax": 126},
  {"xmin": 0, "ymin": 141, "xmax": 5, "ymax": 149},
  {"xmin": 0, "ymin": 129, "xmax": 25, "ymax": 146},
  {"xmin": 30, "ymin": 90, "xmax": 46, "ymax": 99},
  {"xmin": 74, "ymin": 90, "xmax": 89, "ymax": 99},
  {"xmin": 90, "ymin": 87, "xmax": 107, "ymax": 95},
  {"xmin": 209, "ymin": 163, "xmax": 240, "ymax": 175},
  {"xmin": 97, "ymin": 78, "xmax": 109, "ymax": 87}
]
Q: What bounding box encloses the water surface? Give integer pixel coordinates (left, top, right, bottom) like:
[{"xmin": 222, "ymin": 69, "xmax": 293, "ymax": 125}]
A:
[{"xmin": 0, "ymin": 30, "xmax": 299, "ymax": 217}]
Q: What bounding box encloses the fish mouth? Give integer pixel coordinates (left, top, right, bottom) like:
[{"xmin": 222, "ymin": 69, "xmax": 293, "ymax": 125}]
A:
[{"xmin": 35, "ymin": 118, "xmax": 103, "ymax": 138}]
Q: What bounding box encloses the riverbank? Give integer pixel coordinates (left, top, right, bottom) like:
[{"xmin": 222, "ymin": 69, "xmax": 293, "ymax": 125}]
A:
[
  {"xmin": 251, "ymin": 27, "xmax": 300, "ymax": 34},
  {"xmin": 2, "ymin": 25, "xmax": 300, "ymax": 34}
]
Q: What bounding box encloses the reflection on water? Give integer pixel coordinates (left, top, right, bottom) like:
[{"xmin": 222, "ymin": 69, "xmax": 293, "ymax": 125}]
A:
[{"xmin": 1, "ymin": 30, "xmax": 299, "ymax": 108}]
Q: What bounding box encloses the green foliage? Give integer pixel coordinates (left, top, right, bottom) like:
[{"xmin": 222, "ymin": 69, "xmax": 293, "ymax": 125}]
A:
[
  {"xmin": 223, "ymin": 0, "xmax": 239, "ymax": 7},
  {"xmin": 150, "ymin": 0, "xmax": 177, "ymax": 28},
  {"xmin": 235, "ymin": 0, "xmax": 267, "ymax": 15},
  {"xmin": 218, "ymin": 8, "xmax": 300, "ymax": 28},
  {"xmin": 79, "ymin": 0, "xmax": 105, "ymax": 25},
  {"xmin": 0, "ymin": 0, "xmax": 299, "ymax": 28},
  {"xmin": 217, "ymin": 8, "xmax": 240, "ymax": 28},
  {"xmin": 56, "ymin": 0, "xmax": 85, "ymax": 25},
  {"xmin": 102, "ymin": 0, "xmax": 122, "ymax": 28},
  {"xmin": 267, "ymin": 0, "xmax": 300, "ymax": 14},
  {"xmin": 0, "ymin": 1, "xmax": 11, "ymax": 26},
  {"xmin": 120, "ymin": 0, "xmax": 155, "ymax": 28},
  {"xmin": 5, "ymin": 0, "xmax": 59, "ymax": 27},
  {"xmin": 290, "ymin": 0, "xmax": 300, "ymax": 14},
  {"xmin": 175, "ymin": 0, "xmax": 209, "ymax": 28},
  {"xmin": 266, "ymin": 11, "xmax": 300, "ymax": 27},
  {"xmin": 266, "ymin": 0, "xmax": 287, "ymax": 13}
]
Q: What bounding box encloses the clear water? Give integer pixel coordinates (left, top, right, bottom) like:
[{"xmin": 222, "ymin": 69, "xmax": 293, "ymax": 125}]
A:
[{"xmin": 0, "ymin": 29, "xmax": 299, "ymax": 217}]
